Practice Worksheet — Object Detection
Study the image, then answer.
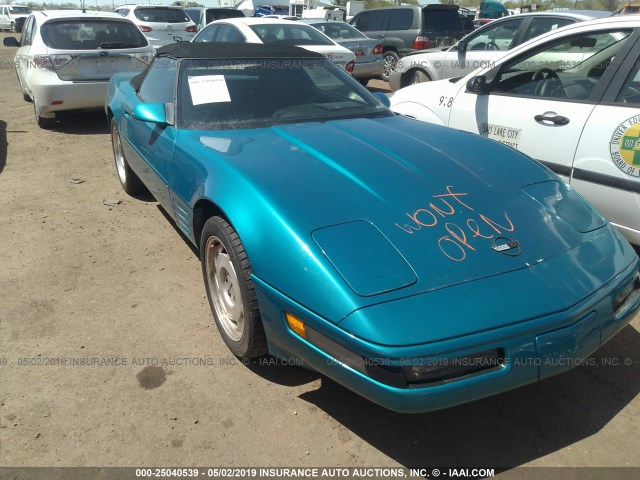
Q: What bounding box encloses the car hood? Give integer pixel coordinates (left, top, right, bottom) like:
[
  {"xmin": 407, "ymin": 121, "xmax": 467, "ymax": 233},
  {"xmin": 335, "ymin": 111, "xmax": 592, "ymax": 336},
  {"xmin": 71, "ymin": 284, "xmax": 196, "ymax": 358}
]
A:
[
  {"xmin": 396, "ymin": 50, "xmax": 447, "ymax": 75},
  {"xmin": 188, "ymin": 115, "xmax": 606, "ymax": 304},
  {"xmin": 390, "ymin": 78, "xmax": 463, "ymax": 122}
]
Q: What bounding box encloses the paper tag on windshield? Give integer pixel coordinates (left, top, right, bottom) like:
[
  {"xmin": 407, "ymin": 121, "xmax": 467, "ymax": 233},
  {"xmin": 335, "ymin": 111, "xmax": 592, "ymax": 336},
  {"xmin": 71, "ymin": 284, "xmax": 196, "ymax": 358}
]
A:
[{"xmin": 188, "ymin": 75, "xmax": 231, "ymax": 106}]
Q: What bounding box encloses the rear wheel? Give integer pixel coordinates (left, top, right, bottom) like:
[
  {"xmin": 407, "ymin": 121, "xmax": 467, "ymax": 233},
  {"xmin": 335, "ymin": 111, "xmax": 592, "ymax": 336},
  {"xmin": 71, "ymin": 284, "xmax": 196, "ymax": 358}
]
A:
[
  {"xmin": 110, "ymin": 118, "xmax": 145, "ymax": 194},
  {"xmin": 408, "ymin": 69, "xmax": 430, "ymax": 86},
  {"xmin": 381, "ymin": 50, "xmax": 399, "ymax": 82},
  {"xmin": 201, "ymin": 216, "xmax": 266, "ymax": 359}
]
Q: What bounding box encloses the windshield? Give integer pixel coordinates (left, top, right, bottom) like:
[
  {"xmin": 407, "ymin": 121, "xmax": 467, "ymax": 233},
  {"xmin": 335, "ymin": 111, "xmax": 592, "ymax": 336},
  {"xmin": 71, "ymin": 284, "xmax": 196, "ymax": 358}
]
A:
[
  {"xmin": 41, "ymin": 20, "xmax": 148, "ymax": 49},
  {"xmin": 423, "ymin": 10, "xmax": 464, "ymax": 32},
  {"xmin": 134, "ymin": 8, "xmax": 191, "ymax": 23},
  {"xmin": 250, "ymin": 24, "xmax": 334, "ymax": 46},
  {"xmin": 177, "ymin": 57, "xmax": 391, "ymax": 130},
  {"xmin": 9, "ymin": 6, "xmax": 30, "ymax": 14},
  {"xmin": 206, "ymin": 9, "xmax": 245, "ymax": 23},
  {"xmin": 184, "ymin": 8, "xmax": 203, "ymax": 24},
  {"xmin": 312, "ymin": 22, "xmax": 367, "ymax": 40}
]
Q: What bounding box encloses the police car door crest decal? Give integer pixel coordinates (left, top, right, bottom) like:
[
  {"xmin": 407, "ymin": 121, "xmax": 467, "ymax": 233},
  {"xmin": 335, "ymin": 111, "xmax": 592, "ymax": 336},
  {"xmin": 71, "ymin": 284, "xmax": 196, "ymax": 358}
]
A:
[{"xmin": 610, "ymin": 115, "xmax": 640, "ymax": 177}]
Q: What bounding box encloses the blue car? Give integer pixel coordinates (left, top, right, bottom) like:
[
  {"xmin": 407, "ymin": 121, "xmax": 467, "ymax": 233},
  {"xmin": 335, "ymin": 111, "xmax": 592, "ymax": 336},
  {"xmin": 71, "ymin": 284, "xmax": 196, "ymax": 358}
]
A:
[{"xmin": 106, "ymin": 42, "xmax": 640, "ymax": 413}]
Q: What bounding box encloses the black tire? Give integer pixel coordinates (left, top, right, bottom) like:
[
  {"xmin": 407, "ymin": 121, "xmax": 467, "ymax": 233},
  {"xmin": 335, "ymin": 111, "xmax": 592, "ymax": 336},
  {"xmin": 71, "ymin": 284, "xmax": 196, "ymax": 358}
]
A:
[
  {"xmin": 408, "ymin": 69, "xmax": 430, "ymax": 86},
  {"xmin": 10, "ymin": 22, "xmax": 16, "ymax": 33},
  {"xmin": 34, "ymin": 103, "xmax": 55, "ymax": 129},
  {"xmin": 381, "ymin": 50, "xmax": 399, "ymax": 82},
  {"xmin": 201, "ymin": 216, "xmax": 267, "ymax": 359},
  {"xmin": 110, "ymin": 118, "xmax": 145, "ymax": 195}
]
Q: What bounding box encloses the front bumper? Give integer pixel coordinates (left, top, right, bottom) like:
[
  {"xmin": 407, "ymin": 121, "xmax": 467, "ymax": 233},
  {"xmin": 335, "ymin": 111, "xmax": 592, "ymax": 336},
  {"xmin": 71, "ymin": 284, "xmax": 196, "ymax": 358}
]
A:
[
  {"xmin": 253, "ymin": 234, "xmax": 640, "ymax": 413},
  {"xmin": 388, "ymin": 68, "xmax": 407, "ymax": 92}
]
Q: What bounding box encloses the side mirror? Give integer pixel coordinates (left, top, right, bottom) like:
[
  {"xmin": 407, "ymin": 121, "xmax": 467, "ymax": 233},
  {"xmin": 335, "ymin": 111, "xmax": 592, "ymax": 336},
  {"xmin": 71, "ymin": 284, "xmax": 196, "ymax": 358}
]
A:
[
  {"xmin": 3, "ymin": 37, "xmax": 20, "ymax": 47},
  {"xmin": 373, "ymin": 91, "xmax": 390, "ymax": 108},
  {"xmin": 132, "ymin": 103, "xmax": 167, "ymax": 125},
  {"xmin": 466, "ymin": 75, "xmax": 490, "ymax": 95},
  {"xmin": 457, "ymin": 40, "xmax": 468, "ymax": 52}
]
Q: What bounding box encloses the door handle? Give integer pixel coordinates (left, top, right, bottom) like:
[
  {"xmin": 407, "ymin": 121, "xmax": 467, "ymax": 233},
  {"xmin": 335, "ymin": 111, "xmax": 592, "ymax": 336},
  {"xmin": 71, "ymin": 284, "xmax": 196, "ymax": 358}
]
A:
[
  {"xmin": 534, "ymin": 113, "xmax": 569, "ymax": 126},
  {"xmin": 377, "ymin": 34, "xmax": 385, "ymax": 39}
]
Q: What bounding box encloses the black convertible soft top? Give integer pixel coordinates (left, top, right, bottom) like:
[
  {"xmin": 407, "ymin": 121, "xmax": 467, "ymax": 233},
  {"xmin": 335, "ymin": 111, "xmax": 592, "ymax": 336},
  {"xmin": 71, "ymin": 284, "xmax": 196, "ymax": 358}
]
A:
[
  {"xmin": 156, "ymin": 41, "xmax": 325, "ymax": 60},
  {"xmin": 130, "ymin": 42, "xmax": 326, "ymax": 90}
]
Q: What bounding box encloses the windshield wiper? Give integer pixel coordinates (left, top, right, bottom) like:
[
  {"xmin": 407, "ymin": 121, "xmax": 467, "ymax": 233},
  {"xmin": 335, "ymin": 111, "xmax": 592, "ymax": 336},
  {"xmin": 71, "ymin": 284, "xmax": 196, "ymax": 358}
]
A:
[{"xmin": 316, "ymin": 102, "xmax": 369, "ymax": 112}]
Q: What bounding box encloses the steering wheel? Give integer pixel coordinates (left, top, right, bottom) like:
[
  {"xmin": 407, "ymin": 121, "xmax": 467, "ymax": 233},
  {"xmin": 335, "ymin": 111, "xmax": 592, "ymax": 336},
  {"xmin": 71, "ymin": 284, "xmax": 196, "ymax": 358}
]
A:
[
  {"xmin": 532, "ymin": 68, "xmax": 567, "ymax": 98},
  {"xmin": 486, "ymin": 41, "xmax": 499, "ymax": 51},
  {"xmin": 620, "ymin": 86, "xmax": 640, "ymax": 104}
]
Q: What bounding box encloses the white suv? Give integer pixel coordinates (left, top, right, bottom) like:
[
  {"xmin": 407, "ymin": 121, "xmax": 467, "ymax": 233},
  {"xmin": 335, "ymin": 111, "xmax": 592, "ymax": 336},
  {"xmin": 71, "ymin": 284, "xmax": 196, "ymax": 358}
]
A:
[
  {"xmin": 2, "ymin": 10, "xmax": 154, "ymax": 128},
  {"xmin": 114, "ymin": 4, "xmax": 196, "ymax": 47},
  {"xmin": 0, "ymin": 4, "xmax": 30, "ymax": 32}
]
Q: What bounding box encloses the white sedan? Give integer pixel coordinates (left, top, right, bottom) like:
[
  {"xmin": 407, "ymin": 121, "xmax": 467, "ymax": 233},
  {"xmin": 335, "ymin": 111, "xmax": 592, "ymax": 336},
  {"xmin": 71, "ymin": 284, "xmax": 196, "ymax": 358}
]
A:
[
  {"xmin": 390, "ymin": 16, "xmax": 640, "ymax": 244},
  {"xmin": 192, "ymin": 17, "xmax": 356, "ymax": 73}
]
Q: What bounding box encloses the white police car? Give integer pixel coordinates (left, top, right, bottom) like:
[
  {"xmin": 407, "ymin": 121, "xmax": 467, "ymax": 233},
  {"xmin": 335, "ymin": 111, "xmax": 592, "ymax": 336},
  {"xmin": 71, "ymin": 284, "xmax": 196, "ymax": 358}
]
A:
[
  {"xmin": 390, "ymin": 16, "xmax": 640, "ymax": 245},
  {"xmin": 388, "ymin": 10, "xmax": 610, "ymax": 92}
]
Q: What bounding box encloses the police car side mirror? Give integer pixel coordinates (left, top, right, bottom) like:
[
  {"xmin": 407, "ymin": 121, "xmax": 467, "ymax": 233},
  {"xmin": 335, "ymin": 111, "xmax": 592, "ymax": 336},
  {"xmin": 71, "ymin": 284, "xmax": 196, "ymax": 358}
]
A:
[{"xmin": 466, "ymin": 75, "xmax": 490, "ymax": 95}]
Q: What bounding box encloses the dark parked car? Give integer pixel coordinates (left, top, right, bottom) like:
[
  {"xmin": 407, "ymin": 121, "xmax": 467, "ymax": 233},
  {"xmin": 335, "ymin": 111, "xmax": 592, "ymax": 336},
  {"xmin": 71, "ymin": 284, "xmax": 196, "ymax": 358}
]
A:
[
  {"xmin": 350, "ymin": 5, "xmax": 466, "ymax": 81},
  {"xmin": 461, "ymin": 15, "xmax": 475, "ymax": 34}
]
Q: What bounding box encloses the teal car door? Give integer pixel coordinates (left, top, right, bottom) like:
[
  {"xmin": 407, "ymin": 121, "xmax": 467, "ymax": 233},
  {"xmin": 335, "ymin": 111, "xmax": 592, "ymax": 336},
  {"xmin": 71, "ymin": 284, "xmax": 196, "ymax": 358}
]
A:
[{"xmin": 122, "ymin": 56, "xmax": 178, "ymax": 211}]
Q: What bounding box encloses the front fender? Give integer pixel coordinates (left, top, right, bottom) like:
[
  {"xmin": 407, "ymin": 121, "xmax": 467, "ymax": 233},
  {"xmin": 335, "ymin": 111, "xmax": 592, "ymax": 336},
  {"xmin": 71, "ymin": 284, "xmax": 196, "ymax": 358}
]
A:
[
  {"xmin": 390, "ymin": 102, "xmax": 447, "ymax": 126},
  {"xmin": 169, "ymin": 136, "xmax": 364, "ymax": 324}
]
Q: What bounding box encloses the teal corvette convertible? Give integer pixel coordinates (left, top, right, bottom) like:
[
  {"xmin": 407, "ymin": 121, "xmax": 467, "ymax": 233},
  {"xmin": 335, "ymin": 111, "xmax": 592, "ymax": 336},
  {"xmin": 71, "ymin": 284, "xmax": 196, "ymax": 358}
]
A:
[{"xmin": 106, "ymin": 42, "xmax": 640, "ymax": 413}]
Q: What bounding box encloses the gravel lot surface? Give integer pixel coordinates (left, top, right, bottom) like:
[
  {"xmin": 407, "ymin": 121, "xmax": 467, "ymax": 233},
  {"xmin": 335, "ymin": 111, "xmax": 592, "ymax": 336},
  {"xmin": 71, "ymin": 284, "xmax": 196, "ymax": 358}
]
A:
[{"xmin": 1, "ymin": 31, "xmax": 639, "ymax": 475}]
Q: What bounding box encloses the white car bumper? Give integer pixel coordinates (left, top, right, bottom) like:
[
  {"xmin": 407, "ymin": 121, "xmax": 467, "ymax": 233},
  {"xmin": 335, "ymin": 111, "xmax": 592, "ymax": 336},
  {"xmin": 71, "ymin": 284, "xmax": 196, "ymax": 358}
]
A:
[{"xmin": 28, "ymin": 70, "xmax": 109, "ymax": 117}]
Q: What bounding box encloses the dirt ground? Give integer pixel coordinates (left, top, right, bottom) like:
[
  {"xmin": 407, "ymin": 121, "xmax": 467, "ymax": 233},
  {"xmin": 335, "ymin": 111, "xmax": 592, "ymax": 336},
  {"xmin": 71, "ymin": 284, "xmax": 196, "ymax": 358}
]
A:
[{"xmin": 1, "ymin": 31, "xmax": 639, "ymax": 475}]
